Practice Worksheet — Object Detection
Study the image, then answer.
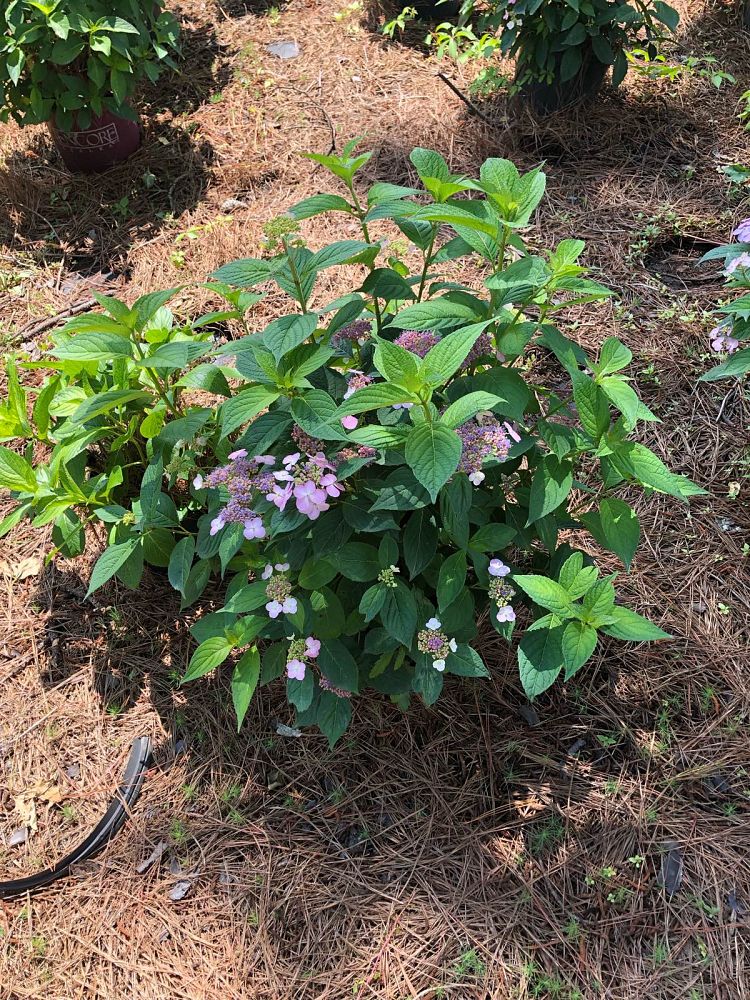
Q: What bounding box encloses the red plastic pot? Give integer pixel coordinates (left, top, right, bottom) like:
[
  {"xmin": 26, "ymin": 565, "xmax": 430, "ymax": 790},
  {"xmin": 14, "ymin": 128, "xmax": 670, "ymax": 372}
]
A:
[{"xmin": 48, "ymin": 108, "xmax": 142, "ymax": 173}]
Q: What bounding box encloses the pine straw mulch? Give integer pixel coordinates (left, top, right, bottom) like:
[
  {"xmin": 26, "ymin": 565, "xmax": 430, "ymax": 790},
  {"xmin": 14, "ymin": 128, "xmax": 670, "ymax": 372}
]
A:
[{"xmin": 2, "ymin": 0, "xmax": 750, "ymax": 996}]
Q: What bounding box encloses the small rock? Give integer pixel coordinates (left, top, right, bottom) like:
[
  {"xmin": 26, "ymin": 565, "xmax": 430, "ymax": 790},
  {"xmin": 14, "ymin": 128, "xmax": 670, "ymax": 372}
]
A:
[
  {"xmin": 221, "ymin": 198, "xmax": 248, "ymax": 211},
  {"xmin": 659, "ymin": 840, "xmax": 684, "ymax": 897},
  {"xmin": 168, "ymin": 880, "xmax": 193, "ymax": 901},
  {"xmin": 266, "ymin": 40, "xmax": 299, "ymax": 59},
  {"xmin": 517, "ymin": 704, "xmax": 540, "ymax": 727},
  {"xmin": 158, "ymin": 928, "xmax": 171, "ymax": 943},
  {"xmin": 275, "ymin": 722, "xmax": 302, "ymax": 738},
  {"xmin": 137, "ymin": 840, "xmax": 168, "ymax": 875},
  {"xmin": 566, "ymin": 738, "xmax": 587, "ymax": 757},
  {"xmin": 65, "ymin": 763, "xmax": 81, "ymax": 781},
  {"xmin": 169, "ymin": 856, "xmax": 183, "ymax": 877},
  {"xmin": 728, "ymin": 889, "xmax": 747, "ymax": 919},
  {"xmin": 703, "ymin": 773, "xmax": 732, "ymax": 795},
  {"xmin": 7, "ymin": 826, "xmax": 29, "ymax": 847}
]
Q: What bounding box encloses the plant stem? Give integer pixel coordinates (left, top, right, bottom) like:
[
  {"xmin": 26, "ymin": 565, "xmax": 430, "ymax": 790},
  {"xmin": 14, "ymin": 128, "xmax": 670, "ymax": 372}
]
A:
[
  {"xmin": 281, "ymin": 237, "xmax": 309, "ymax": 313},
  {"xmin": 416, "ymin": 224, "xmax": 438, "ymax": 303}
]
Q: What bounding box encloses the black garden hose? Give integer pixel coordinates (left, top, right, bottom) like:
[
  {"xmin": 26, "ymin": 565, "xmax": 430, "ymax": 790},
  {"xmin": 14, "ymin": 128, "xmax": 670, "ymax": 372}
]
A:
[{"xmin": 0, "ymin": 736, "xmax": 151, "ymax": 900}]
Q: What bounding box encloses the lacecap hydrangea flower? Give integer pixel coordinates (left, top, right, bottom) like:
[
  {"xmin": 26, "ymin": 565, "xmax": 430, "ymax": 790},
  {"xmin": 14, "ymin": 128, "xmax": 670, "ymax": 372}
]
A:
[{"xmin": 417, "ymin": 617, "xmax": 458, "ymax": 671}]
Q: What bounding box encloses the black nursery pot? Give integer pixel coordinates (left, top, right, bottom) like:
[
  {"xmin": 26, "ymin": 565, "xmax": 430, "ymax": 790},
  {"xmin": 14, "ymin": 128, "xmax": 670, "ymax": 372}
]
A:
[
  {"xmin": 513, "ymin": 44, "xmax": 609, "ymax": 115},
  {"xmin": 49, "ymin": 108, "xmax": 142, "ymax": 174}
]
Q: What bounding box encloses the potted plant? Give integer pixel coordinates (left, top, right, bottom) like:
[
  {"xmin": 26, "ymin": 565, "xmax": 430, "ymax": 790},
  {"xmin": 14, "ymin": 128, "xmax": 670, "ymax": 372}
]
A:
[
  {"xmin": 0, "ymin": 0, "xmax": 180, "ymax": 173},
  {"xmin": 465, "ymin": 0, "xmax": 680, "ymax": 113}
]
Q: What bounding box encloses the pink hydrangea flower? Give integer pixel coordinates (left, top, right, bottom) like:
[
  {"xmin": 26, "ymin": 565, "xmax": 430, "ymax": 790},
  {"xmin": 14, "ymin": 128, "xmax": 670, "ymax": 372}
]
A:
[
  {"xmin": 242, "ymin": 517, "xmax": 266, "ymax": 540},
  {"xmin": 732, "ymin": 218, "xmax": 750, "ymax": 243},
  {"xmin": 266, "ymin": 596, "xmax": 298, "ymax": 619},
  {"xmin": 228, "ymin": 448, "xmax": 248, "ymax": 460},
  {"xmin": 305, "ymin": 637, "xmax": 321, "ymax": 657},
  {"xmin": 496, "ymin": 605, "xmax": 516, "ymax": 623},
  {"xmin": 489, "ymin": 559, "xmax": 510, "ymax": 577},
  {"xmin": 286, "ymin": 658, "xmax": 306, "ymax": 681},
  {"xmin": 341, "ymin": 415, "xmax": 358, "ymax": 430}
]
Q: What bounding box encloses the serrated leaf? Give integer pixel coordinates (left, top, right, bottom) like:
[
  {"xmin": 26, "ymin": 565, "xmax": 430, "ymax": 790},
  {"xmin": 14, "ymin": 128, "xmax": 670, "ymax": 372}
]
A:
[
  {"xmin": 0, "ymin": 446, "xmax": 36, "ymax": 492},
  {"xmin": 232, "ymin": 647, "xmax": 260, "ymax": 729},
  {"xmin": 513, "ymin": 575, "xmax": 574, "ymax": 616},
  {"xmin": 86, "ymin": 538, "xmax": 139, "ymax": 597},
  {"xmin": 404, "ymin": 422, "xmax": 462, "ymax": 502},
  {"xmin": 168, "ymin": 536, "xmax": 195, "ymax": 594},
  {"xmin": 318, "ymin": 639, "xmax": 359, "ymax": 693},
  {"xmin": 380, "ymin": 580, "xmax": 417, "ymax": 646},
  {"xmin": 561, "ymin": 621, "xmax": 597, "ymax": 680},
  {"xmin": 599, "ymin": 606, "xmax": 672, "ymax": 641},
  {"xmin": 437, "ymin": 550, "xmax": 467, "ymax": 610},
  {"xmin": 403, "ymin": 508, "xmax": 438, "ymax": 579},
  {"xmin": 528, "ymin": 455, "xmax": 573, "ymax": 524},
  {"xmin": 518, "ymin": 621, "xmax": 564, "ymax": 698},
  {"xmin": 220, "ymin": 386, "xmax": 280, "ymax": 437},
  {"xmin": 317, "ymin": 689, "xmax": 352, "ymax": 747}
]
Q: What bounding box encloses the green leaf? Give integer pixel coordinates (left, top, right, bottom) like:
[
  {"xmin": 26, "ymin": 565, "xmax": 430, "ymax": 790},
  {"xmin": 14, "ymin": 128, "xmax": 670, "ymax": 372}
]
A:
[
  {"xmin": 212, "ymin": 258, "xmax": 272, "ymax": 287},
  {"xmin": 86, "ymin": 537, "xmax": 139, "ymax": 597},
  {"xmin": 422, "ymin": 323, "xmax": 491, "ymax": 384},
  {"xmin": 359, "ymin": 583, "xmax": 387, "ymax": 622},
  {"xmin": 317, "ymin": 689, "xmax": 352, "ymax": 747},
  {"xmin": 441, "ymin": 391, "xmax": 503, "ymax": 429},
  {"xmin": 699, "ymin": 347, "xmax": 750, "ymax": 382},
  {"xmin": 138, "ymin": 456, "xmax": 163, "ymax": 527},
  {"xmin": 439, "ymin": 473, "xmax": 472, "ymax": 548},
  {"xmin": 513, "ymin": 575, "xmax": 574, "ymax": 616},
  {"xmin": 263, "ymin": 313, "xmax": 319, "ymax": 361},
  {"xmin": 560, "ymin": 44, "xmax": 583, "ymax": 82},
  {"xmin": 389, "ymin": 299, "xmax": 483, "ymax": 332},
  {"xmin": 337, "ymin": 382, "xmax": 418, "ymax": 416},
  {"xmin": 599, "ymin": 606, "xmax": 672, "ymax": 641},
  {"xmin": 468, "ymin": 522, "xmax": 516, "ymax": 552},
  {"xmin": 370, "ymin": 468, "xmax": 430, "ymax": 511},
  {"xmin": 371, "ymin": 336, "xmax": 421, "ymax": 385},
  {"xmin": 287, "ymin": 669, "xmax": 314, "ymax": 711},
  {"xmin": 223, "ymin": 580, "xmax": 269, "ymax": 614},
  {"xmin": 318, "ymin": 639, "xmax": 359, "ymax": 693},
  {"xmin": 0, "ymin": 446, "xmax": 36, "ymax": 492},
  {"xmin": 168, "ymin": 535, "xmax": 195, "ymax": 594},
  {"xmin": 572, "ymin": 371, "xmax": 610, "ymax": 442},
  {"xmin": 403, "ymin": 508, "xmax": 438, "ymax": 579},
  {"xmin": 183, "ymin": 636, "xmax": 233, "ymax": 683},
  {"xmin": 561, "ymin": 621, "xmax": 597, "ymax": 680},
  {"xmin": 69, "ymin": 390, "xmax": 151, "ymax": 425},
  {"xmin": 361, "ymin": 268, "xmax": 416, "ymax": 302},
  {"xmin": 51, "ymin": 332, "xmax": 134, "ymax": 361},
  {"xmin": 581, "ymin": 579, "xmax": 617, "ymax": 626},
  {"xmin": 518, "ymin": 620, "xmax": 564, "ymax": 698},
  {"xmin": 298, "ymin": 557, "xmax": 337, "ymax": 590},
  {"xmin": 232, "ymin": 646, "xmax": 261, "ymax": 730},
  {"xmin": 291, "ymin": 391, "xmax": 348, "ymax": 443},
  {"xmin": 404, "ymin": 422, "xmax": 462, "ymax": 502},
  {"xmin": 52, "ymin": 509, "xmax": 84, "ymax": 557},
  {"xmin": 288, "ymin": 193, "xmax": 352, "ymax": 219},
  {"xmin": 581, "ymin": 498, "xmax": 640, "ymax": 569},
  {"xmin": 337, "ymin": 542, "xmax": 380, "ymax": 581},
  {"xmin": 600, "ymin": 376, "xmax": 641, "ymax": 428},
  {"xmin": 447, "ymin": 644, "xmax": 489, "ymax": 677},
  {"xmin": 380, "ymin": 580, "xmax": 417, "ymax": 646},
  {"xmin": 610, "ymin": 442, "xmax": 706, "ymax": 500},
  {"xmin": 302, "ymin": 240, "xmax": 372, "ymax": 275},
  {"xmin": 220, "ymin": 386, "xmax": 280, "ymax": 437},
  {"xmin": 528, "ymin": 456, "xmax": 573, "ymax": 524},
  {"xmin": 347, "ymin": 425, "xmax": 409, "ymax": 450},
  {"xmin": 413, "ymin": 655, "xmax": 444, "ymax": 706},
  {"xmin": 180, "ymin": 558, "xmax": 212, "ymax": 610},
  {"xmin": 596, "ymin": 337, "xmax": 632, "ymax": 375},
  {"xmin": 437, "ymin": 550, "xmax": 467, "ymax": 610}
]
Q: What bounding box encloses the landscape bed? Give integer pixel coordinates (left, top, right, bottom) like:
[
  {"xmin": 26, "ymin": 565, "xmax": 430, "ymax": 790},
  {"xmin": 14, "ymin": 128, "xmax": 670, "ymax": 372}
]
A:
[{"xmin": 0, "ymin": 0, "xmax": 749, "ymax": 997}]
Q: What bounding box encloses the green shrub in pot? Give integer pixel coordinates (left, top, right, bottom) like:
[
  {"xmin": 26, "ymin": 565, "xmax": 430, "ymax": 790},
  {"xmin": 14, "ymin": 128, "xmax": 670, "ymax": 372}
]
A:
[{"xmin": 0, "ymin": 0, "xmax": 180, "ymax": 167}]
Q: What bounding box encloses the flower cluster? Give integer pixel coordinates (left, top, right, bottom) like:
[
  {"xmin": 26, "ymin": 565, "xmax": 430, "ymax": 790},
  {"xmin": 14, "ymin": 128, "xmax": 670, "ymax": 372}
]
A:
[
  {"xmin": 710, "ymin": 323, "xmax": 740, "ymax": 355},
  {"xmin": 267, "ymin": 452, "xmax": 344, "ymax": 521},
  {"xmin": 335, "ymin": 445, "xmax": 378, "ymax": 462},
  {"xmin": 394, "ymin": 329, "xmax": 439, "ymax": 358},
  {"xmin": 457, "ymin": 418, "xmax": 515, "ymax": 485},
  {"xmin": 343, "ymin": 370, "xmax": 372, "ymax": 399},
  {"xmin": 195, "ymin": 449, "xmax": 274, "ymax": 540},
  {"xmin": 285, "ymin": 635, "xmax": 320, "ymax": 681},
  {"xmin": 377, "ymin": 565, "xmax": 400, "ymax": 588},
  {"xmin": 331, "ymin": 319, "xmax": 372, "ymax": 349},
  {"xmin": 264, "ymin": 565, "xmax": 297, "ymax": 619},
  {"xmin": 488, "ymin": 558, "xmax": 515, "ymax": 623},
  {"xmin": 463, "ymin": 332, "xmax": 501, "ymax": 368},
  {"xmin": 417, "ymin": 617, "xmax": 457, "ymax": 672},
  {"xmin": 319, "ymin": 676, "xmax": 352, "ymax": 698},
  {"xmin": 725, "ymin": 252, "xmax": 750, "ymax": 277},
  {"xmin": 291, "ymin": 425, "xmax": 324, "ymax": 455}
]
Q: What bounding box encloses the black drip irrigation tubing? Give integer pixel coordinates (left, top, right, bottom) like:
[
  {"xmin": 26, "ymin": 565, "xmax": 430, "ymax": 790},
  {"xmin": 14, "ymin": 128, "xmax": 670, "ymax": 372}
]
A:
[{"xmin": 0, "ymin": 736, "xmax": 152, "ymax": 900}]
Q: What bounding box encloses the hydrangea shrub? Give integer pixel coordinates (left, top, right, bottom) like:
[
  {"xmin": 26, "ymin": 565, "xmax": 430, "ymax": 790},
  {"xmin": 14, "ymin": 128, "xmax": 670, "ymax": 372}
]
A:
[
  {"xmin": 700, "ymin": 217, "xmax": 750, "ymax": 381},
  {"xmin": 0, "ymin": 143, "xmax": 705, "ymax": 745}
]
